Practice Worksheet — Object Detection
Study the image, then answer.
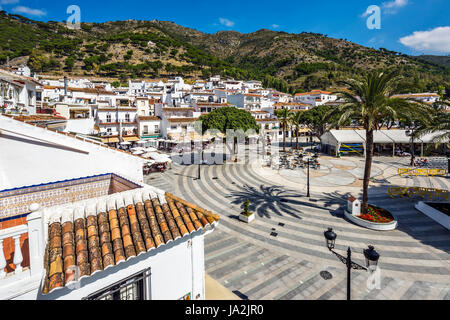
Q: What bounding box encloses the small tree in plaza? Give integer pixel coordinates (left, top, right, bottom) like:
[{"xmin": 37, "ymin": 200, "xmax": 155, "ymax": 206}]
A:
[
  {"xmin": 328, "ymin": 70, "xmax": 432, "ymax": 214},
  {"xmin": 242, "ymin": 199, "xmax": 251, "ymax": 216}
]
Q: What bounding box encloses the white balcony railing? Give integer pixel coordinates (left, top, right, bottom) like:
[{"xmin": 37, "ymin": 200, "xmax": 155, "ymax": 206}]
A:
[
  {"xmin": 0, "ymin": 224, "xmax": 28, "ymax": 278},
  {"xmin": 0, "ymin": 205, "xmax": 44, "ymax": 288}
]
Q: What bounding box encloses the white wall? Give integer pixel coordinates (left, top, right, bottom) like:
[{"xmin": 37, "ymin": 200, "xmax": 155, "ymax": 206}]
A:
[
  {"xmin": 64, "ymin": 119, "xmax": 95, "ymax": 135},
  {"xmin": 0, "ymin": 115, "xmax": 144, "ymax": 190}
]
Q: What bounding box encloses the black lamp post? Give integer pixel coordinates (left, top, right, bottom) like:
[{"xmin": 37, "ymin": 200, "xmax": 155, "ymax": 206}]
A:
[
  {"xmin": 324, "ymin": 228, "xmax": 380, "ymax": 300},
  {"xmin": 406, "ymin": 125, "xmax": 416, "ymax": 167},
  {"xmin": 306, "ymin": 157, "xmax": 310, "ymax": 198},
  {"xmin": 197, "ymin": 144, "xmax": 204, "ymax": 180}
]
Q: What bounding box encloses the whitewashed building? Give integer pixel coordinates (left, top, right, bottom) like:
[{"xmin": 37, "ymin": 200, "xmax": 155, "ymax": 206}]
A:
[
  {"xmin": 0, "ymin": 68, "xmax": 40, "ymax": 115},
  {"xmin": 294, "ymin": 90, "xmax": 337, "ymax": 106},
  {"xmin": 392, "ymin": 93, "xmax": 441, "ymax": 104},
  {"xmin": 0, "ymin": 114, "xmax": 219, "ymax": 300}
]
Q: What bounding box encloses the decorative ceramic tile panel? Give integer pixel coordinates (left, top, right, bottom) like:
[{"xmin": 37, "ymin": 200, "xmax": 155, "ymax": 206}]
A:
[{"xmin": 0, "ymin": 173, "xmax": 141, "ymax": 220}]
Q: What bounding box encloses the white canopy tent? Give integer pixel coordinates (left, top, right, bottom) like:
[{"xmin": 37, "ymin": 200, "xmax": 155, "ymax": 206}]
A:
[{"xmin": 321, "ymin": 129, "xmax": 448, "ymax": 157}]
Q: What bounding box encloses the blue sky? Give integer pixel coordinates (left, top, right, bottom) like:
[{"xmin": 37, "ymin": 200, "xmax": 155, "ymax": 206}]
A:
[{"xmin": 1, "ymin": 0, "xmax": 449, "ymax": 55}]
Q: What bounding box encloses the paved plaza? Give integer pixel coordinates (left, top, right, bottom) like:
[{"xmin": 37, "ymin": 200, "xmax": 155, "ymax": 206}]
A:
[{"xmin": 145, "ymin": 149, "xmax": 450, "ymax": 300}]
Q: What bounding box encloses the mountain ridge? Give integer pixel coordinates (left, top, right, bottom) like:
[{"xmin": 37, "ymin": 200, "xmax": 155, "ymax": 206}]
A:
[{"xmin": 0, "ymin": 11, "xmax": 448, "ymax": 93}]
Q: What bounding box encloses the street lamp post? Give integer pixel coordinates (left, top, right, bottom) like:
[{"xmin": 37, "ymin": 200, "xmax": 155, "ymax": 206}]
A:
[
  {"xmin": 406, "ymin": 125, "xmax": 416, "ymax": 167},
  {"xmin": 198, "ymin": 145, "xmax": 204, "ymax": 180},
  {"xmin": 306, "ymin": 157, "xmax": 310, "ymax": 198},
  {"xmin": 324, "ymin": 228, "xmax": 380, "ymax": 300}
]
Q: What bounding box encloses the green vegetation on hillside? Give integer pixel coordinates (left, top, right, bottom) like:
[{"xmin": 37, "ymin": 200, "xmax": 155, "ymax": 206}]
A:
[{"xmin": 0, "ymin": 11, "xmax": 448, "ymax": 94}]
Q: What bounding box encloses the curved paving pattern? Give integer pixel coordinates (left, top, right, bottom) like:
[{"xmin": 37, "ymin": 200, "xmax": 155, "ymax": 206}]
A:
[
  {"xmin": 277, "ymin": 157, "xmax": 384, "ymax": 187},
  {"xmin": 146, "ymin": 155, "xmax": 450, "ymax": 300}
]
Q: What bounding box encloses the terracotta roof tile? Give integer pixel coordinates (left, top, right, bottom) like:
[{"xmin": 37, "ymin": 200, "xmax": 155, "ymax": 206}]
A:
[{"xmin": 42, "ymin": 187, "xmax": 219, "ymax": 295}]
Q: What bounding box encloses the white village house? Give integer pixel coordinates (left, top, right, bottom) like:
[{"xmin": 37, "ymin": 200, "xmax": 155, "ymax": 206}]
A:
[
  {"xmin": 0, "ymin": 115, "xmax": 219, "ymax": 300},
  {"xmin": 0, "ymin": 68, "xmax": 40, "ymax": 115}
]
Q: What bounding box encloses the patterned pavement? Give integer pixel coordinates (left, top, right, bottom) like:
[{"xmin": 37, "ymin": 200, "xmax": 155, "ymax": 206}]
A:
[{"xmin": 145, "ymin": 152, "xmax": 450, "ymax": 300}]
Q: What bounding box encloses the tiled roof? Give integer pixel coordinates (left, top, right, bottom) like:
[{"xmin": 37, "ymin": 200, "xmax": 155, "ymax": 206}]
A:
[
  {"xmin": 42, "ymin": 188, "xmax": 220, "ymax": 295},
  {"xmin": 392, "ymin": 93, "xmax": 440, "ymax": 98},
  {"xmin": 163, "ymin": 107, "xmax": 195, "ymax": 112},
  {"xmin": 41, "ymin": 85, "xmax": 115, "ymax": 95},
  {"xmin": 8, "ymin": 114, "xmax": 67, "ymax": 122},
  {"xmin": 167, "ymin": 117, "xmax": 199, "ymax": 123},
  {"xmin": 196, "ymin": 103, "xmax": 229, "ymax": 106},
  {"xmin": 273, "ymin": 102, "xmax": 309, "ymax": 107},
  {"xmin": 138, "ymin": 116, "xmax": 160, "ymax": 121},
  {"xmin": 256, "ymin": 118, "xmax": 278, "ymax": 122},
  {"xmin": 295, "ymin": 90, "xmax": 332, "ymax": 96},
  {"xmin": 244, "ymin": 94, "xmax": 262, "ymax": 97}
]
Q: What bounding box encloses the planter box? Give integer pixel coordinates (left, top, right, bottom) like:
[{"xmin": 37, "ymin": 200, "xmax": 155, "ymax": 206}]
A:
[
  {"xmin": 415, "ymin": 202, "xmax": 450, "ymax": 230},
  {"xmin": 344, "ymin": 210, "xmax": 397, "ymax": 231},
  {"xmin": 239, "ymin": 213, "xmax": 255, "ymax": 223}
]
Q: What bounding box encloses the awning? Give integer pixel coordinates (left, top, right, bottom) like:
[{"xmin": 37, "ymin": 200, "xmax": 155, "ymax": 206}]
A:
[
  {"xmin": 101, "ymin": 137, "xmax": 120, "ymax": 143},
  {"xmin": 122, "ymin": 136, "xmax": 140, "ymax": 142}
]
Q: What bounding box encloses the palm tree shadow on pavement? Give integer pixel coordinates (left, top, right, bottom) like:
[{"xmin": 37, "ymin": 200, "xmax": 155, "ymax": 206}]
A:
[{"xmin": 225, "ymin": 184, "xmax": 347, "ymax": 220}]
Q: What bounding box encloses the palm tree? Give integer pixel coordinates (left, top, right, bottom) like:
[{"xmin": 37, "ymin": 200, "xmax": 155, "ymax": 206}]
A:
[
  {"xmin": 275, "ymin": 107, "xmax": 291, "ymax": 152},
  {"xmin": 414, "ymin": 106, "xmax": 450, "ymax": 148},
  {"xmin": 328, "ymin": 70, "xmax": 432, "ymax": 213},
  {"xmin": 290, "ymin": 111, "xmax": 303, "ymax": 150}
]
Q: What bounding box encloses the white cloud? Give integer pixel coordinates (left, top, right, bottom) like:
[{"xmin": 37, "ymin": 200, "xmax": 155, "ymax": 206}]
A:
[
  {"xmin": 0, "ymin": 0, "xmax": 20, "ymax": 10},
  {"xmin": 271, "ymin": 24, "xmax": 280, "ymax": 29},
  {"xmin": 1, "ymin": 0, "xmax": 20, "ymax": 4},
  {"xmin": 219, "ymin": 18, "xmax": 235, "ymax": 27},
  {"xmin": 399, "ymin": 26, "xmax": 450, "ymax": 53},
  {"xmin": 382, "ymin": 0, "xmax": 408, "ymax": 14},
  {"xmin": 12, "ymin": 5, "xmax": 46, "ymax": 17}
]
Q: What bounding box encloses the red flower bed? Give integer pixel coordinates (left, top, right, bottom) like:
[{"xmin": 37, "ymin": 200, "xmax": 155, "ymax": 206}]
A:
[{"xmin": 359, "ymin": 205, "xmax": 394, "ymax": 223}]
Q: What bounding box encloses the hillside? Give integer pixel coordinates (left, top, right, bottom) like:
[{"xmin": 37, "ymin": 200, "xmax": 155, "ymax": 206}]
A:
[
  {"xmin": 0, "ymin": 11, "xmax": 448, "ymax": 93},
  {"xmin": 414, "ymin": 55, "xmax": 450, "ymax": 67}
]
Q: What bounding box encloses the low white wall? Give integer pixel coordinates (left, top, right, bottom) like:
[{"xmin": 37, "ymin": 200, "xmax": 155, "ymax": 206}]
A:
[
  {"xmin": 415, "ymin": 202, "xmax": 450, "ymax": 230},
  {"xmin": 344, "ymin": 210, "xmax": 398, "ymax": 231},
  {"xmin": 0, "ymin": 115, "xmax": 144, "ymax": 190},
  {"xmin": 64, "ymin": 119, "xmax": 95, "ymax": 135}
]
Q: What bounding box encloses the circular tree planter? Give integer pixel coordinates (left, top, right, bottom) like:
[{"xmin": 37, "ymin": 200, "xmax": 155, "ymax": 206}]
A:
[{"xmin": 345, "ymin": 205, "xmax": 397, "ymax": 231}]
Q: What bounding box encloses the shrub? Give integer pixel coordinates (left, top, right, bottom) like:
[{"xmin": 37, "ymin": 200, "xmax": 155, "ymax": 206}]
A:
[{"xmin": 242, "ymin": 199, "xmax": 252, "ymax": 216}]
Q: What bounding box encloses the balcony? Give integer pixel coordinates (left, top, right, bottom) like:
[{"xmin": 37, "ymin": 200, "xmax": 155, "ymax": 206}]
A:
[
  {"xmin": 142, "ymin": 129, "xmax": 160, "ymax": 136},
  {"xmin": 0, "ymin": 206, "xmax": 44, "ymax": 299},
  {"xmin": 98, "ymin": 120, "xmax": 119, "ymax": 125}
]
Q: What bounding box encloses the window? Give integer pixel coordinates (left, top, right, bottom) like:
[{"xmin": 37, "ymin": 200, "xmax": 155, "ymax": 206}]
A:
[
  {"xmin": 27, "ymin": 90, "xmax": 34, "ymax": 105},
  {"xmin": 125, "ymin": 113, "xmax": 131, "ymax": 122},
  {"xmin": 143, "ymin": 125, "xmax": 149, "ymax": 134},
  {"xmin": 106, "ymin": 114, "xmax": 112, "ymax": 123},
  {"xmin": 85, "ymin": 269, "xmax": 151, "ymax": 300}
]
